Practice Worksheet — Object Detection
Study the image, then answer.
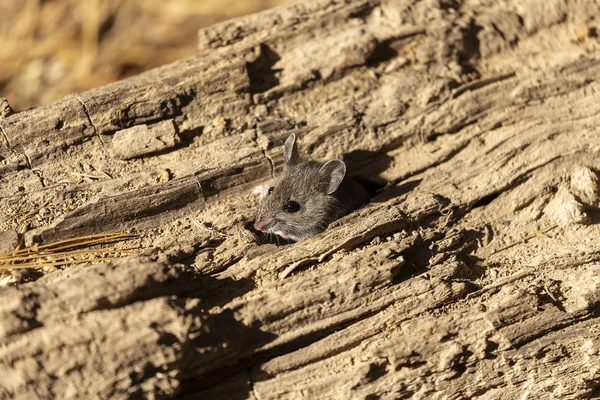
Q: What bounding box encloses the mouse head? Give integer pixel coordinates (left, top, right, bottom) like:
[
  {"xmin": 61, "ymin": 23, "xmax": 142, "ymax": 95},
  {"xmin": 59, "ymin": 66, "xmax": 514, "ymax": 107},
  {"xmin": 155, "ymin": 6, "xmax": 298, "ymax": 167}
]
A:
[{"xmin": 254, "ymin": 133, "xmax": 346, "ymax": 242}]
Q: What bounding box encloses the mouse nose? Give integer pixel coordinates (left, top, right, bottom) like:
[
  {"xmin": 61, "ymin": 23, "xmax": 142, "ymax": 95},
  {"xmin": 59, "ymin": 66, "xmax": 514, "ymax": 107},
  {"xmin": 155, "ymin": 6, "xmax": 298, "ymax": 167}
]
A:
[{"xmin": 254, "ymin": 217, "xmax": 274, "ymax": 231}]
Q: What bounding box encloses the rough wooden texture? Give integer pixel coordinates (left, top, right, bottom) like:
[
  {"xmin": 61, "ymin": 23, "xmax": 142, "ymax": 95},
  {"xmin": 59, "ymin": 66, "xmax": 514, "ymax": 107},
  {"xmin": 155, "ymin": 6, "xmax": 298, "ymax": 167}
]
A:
[
  {"xmin": 111, "ymin": 120, "xmax": 181, "ymax": 160},
  {"xmin": 1, "ymin": 0, "xmax": 600, "ymax": 398}
]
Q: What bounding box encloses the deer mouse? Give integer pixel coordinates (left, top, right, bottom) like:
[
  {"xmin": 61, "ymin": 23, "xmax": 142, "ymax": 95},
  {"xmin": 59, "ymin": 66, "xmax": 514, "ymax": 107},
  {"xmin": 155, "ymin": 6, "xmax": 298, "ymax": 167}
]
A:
[{"xmin": 253, "ymin": 133, "xmax": 369, "ymax": 242}]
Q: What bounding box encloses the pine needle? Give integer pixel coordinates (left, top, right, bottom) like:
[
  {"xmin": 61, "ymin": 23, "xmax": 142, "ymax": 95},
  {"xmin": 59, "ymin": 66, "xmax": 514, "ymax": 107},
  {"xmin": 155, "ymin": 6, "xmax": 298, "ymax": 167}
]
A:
[
  {"xmin": 0, "ymin": 248, "xmax": 138, "ymax": 262},
  {"xmin": 1, "ymin": 257, "xmax": 127, "ymax": 270},
  {"xmin": 2, "ymin": 232, "xmax": 134, "ymax": 257},
  {"xmin": 0, "ymin": 232, "xmax": 138, "ymax": 270}
]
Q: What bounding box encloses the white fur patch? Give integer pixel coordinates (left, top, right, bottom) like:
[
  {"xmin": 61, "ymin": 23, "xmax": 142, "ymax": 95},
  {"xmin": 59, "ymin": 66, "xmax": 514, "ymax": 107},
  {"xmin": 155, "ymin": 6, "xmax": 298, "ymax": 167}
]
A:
[
  {"xmin": 252, "ymin": 181, "xmax": 274, "ymax": 199},
  {"xmin": 252, "ymin": 184, "xmax": 269, "ymax": 199},
  {"xmin": 272, "ymin": 229, "xmax": 300, "ymax": 242}
]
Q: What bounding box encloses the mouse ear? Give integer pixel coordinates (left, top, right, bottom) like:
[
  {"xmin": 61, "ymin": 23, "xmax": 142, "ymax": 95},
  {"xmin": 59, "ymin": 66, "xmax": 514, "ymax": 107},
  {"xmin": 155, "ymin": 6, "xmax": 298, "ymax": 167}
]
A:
[
  {"xmin": 283, "ymin": 133, "xmax": 299, "ymax": 167},
  {"xmin": 317, "ymin": 160, "xmax": 346, "ymax": 195}
]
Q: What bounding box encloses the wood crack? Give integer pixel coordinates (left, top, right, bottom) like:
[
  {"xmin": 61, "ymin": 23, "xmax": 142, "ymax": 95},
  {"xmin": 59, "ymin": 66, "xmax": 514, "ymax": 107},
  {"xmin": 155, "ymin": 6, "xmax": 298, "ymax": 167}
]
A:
[
  {"xmin": 76, "ymin": 96, "xmax": 105, "ymax": 146},
  {"xmin": 0, "ymin": 123, "xmax": 32, "ymax": 169}
]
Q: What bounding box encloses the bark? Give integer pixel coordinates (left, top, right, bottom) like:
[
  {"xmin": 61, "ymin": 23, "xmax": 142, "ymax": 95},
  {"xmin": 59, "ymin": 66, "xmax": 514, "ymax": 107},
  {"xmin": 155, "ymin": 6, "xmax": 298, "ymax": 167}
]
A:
[{"xmin": 1, "ymin": 0, "xmax": 600, "ymax": 398}]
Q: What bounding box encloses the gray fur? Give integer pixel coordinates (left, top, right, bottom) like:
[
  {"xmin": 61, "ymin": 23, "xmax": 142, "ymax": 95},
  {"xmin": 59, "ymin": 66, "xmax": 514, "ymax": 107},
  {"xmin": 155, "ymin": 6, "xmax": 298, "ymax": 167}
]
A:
[
  {"xmin": 318, "ymin": 160, "xmax": 346, "ymax": 194},
  {"xmin": 254, "ymin": 134, "xmax": 370, "ymax": 242},
  {"xmin": 283, "ymin": 133, "xmax": 299, "ymax": 166}
]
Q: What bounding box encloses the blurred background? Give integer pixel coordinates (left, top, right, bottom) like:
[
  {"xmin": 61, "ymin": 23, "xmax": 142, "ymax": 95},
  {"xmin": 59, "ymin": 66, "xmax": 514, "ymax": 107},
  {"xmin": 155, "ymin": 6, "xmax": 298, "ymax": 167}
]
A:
[{"xmin": 0, "ymin": 0, "xmax": 293, "ymax": 111}]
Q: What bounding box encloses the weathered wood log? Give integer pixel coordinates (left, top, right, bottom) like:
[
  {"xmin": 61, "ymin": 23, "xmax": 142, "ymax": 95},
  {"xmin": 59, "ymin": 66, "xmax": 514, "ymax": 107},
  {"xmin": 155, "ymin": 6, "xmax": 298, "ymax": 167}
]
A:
[{"xmin": 1, "ymin": 0, "xmax": 600, "ymax": 398}]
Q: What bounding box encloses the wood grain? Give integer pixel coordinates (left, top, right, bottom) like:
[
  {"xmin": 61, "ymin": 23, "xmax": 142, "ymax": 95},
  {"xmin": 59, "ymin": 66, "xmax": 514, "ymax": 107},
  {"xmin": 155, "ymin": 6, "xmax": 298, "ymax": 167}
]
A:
[{"xmin": 1, "ymin": 0, "xmax": 600, "ymax": 398}]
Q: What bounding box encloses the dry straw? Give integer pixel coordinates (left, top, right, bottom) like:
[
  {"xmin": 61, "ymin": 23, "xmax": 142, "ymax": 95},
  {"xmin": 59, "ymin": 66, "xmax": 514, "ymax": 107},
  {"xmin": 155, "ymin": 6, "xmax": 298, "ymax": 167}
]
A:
[
  {"xmin": 0, "ymin": 0, "xmax": 292, "ymax": 111},
  {"xmin": 0, "ymin": 232, "xmax": 137, "ymax": 270}
]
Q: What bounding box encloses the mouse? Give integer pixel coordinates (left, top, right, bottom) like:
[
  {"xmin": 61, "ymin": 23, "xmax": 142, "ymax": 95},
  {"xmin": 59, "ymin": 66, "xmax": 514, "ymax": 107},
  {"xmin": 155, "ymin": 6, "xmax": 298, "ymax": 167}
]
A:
[{"xmin": 253, "ymin": 133, "xmax": 370, "ymax": 242}]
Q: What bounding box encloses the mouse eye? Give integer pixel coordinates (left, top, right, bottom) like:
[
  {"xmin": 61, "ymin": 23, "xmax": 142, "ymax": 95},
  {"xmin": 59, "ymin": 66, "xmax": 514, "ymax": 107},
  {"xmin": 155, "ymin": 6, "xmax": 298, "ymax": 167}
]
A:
[
  {"xmin": 284, "ymin": 201, "xmax": 300, "ymax": 213},
  {"xmin": 268, "ymin": 187, "xmax": 274, "ymax": 195}
]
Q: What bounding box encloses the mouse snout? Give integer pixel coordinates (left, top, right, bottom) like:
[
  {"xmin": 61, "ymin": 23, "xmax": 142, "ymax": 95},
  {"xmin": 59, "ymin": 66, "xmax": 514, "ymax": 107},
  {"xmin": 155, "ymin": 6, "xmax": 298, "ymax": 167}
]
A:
[{"xmin": 254, "ymin": 217, "xmax": 274, "ymax": 231}]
